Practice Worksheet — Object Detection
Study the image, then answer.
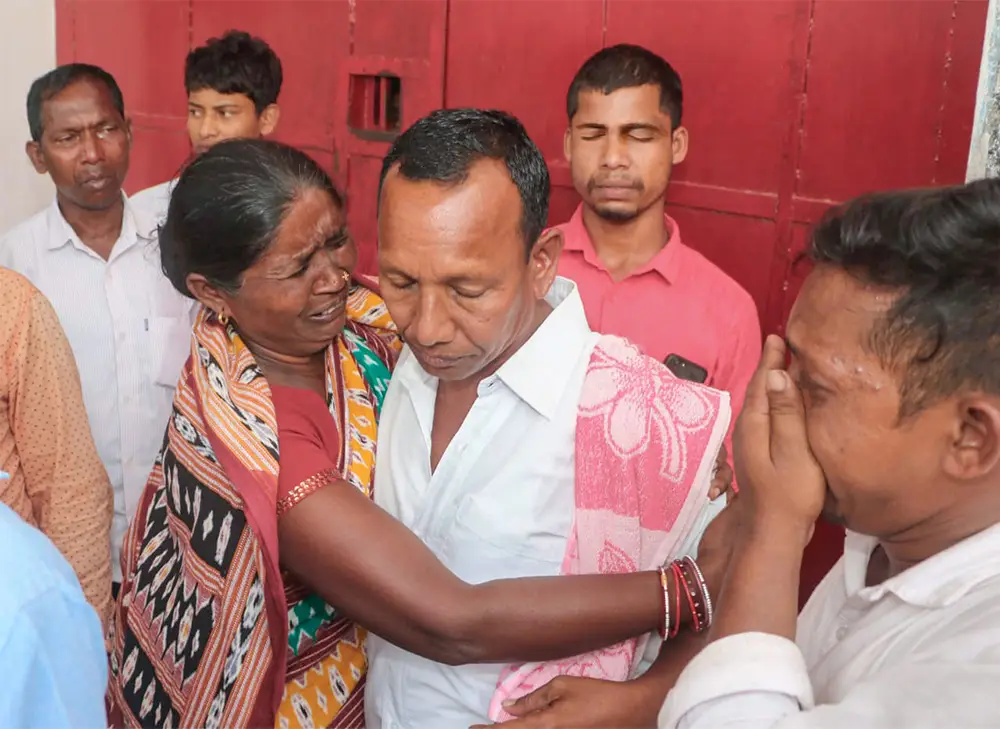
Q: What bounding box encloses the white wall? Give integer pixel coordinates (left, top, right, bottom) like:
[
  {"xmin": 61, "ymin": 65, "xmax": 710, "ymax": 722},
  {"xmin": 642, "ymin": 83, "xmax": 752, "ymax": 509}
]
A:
[
  {"xmin": 969, "ymin": 0, "xmax": 1000, "ymax": 180},
  {"xmin": 0, "ymin": 0, "xmax": 55, "ymax": 233}
]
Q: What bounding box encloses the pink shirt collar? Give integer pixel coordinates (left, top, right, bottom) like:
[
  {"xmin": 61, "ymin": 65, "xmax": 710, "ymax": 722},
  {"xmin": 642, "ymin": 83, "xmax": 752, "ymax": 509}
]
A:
[{"xmin": 560, "ymin": 204, "xmax": 684, "ymax": 282}]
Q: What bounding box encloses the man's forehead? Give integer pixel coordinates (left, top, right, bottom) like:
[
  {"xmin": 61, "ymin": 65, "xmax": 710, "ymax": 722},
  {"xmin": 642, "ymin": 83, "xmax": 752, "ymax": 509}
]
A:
[
  {"xmin": 378, "ymin": 165, "xmax": 525, "ymax": 279},
  {"xmin": 188, "ymin": 88, "xmax": 254, "ymax": 107},
  {"xmin": 788, "ymin": 266, "xmax": 895, "ymax": 368},
  {"xmin": 44, "ymin": 81, "xmax": 116, "ymax": 123},
  {"xmin": 380, "ymin": 160, "xmax": 520, "ymax": 234},
  {"xmin": 574, "ymin": 85, "xmax": 668, "ymax": 122}
]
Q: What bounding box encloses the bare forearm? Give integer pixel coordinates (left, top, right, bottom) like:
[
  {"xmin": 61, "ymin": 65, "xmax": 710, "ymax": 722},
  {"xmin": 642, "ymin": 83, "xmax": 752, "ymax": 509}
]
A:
[
  {"xmin": 453, "ymin": 570, "xmax": 664, "ymax": 664},
  {"xmin": 283, "ymin": 484, "xmax": 694, "ymax": 666},
  {"xmin": 710, "ymin": 519, "xmax": 809, "ymax": 642},
  {"xmin": 460, "ymin": 557, "xmax": 703, "ymax": 664}
]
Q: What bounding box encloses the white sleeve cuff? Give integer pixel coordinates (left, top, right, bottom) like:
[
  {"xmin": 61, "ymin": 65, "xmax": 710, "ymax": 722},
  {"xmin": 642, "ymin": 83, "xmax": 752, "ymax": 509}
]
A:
[{"xmin": 659, "ymin": 632, "xmax": 815, "ymax": 728}]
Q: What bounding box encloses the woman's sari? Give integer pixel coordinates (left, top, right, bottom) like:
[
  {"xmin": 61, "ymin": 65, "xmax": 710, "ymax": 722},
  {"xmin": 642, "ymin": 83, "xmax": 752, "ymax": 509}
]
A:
[{"xmin": 106, "ymin": 281, "xmax": 400, "ymax": 729}]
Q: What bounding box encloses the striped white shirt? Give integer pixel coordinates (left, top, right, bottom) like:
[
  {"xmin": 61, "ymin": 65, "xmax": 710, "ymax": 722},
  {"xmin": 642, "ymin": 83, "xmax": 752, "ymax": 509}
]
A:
[{"xmin": 0, "ymin": 196, "xmax": 196, "ymax": 581}]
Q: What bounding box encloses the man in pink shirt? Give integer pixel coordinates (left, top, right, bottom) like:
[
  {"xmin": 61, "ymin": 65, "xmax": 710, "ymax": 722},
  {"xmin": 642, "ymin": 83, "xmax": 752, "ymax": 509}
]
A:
[{"xmin": 555, "ymin": 44, "xmax": 761, "ymax": 428}]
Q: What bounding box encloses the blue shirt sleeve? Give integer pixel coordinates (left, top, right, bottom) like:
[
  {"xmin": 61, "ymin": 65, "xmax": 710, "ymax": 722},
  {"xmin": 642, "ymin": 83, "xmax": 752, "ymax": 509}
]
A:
[{"xmin": 0, "ymin": 586, "xmax": 107, "ymax": 729}]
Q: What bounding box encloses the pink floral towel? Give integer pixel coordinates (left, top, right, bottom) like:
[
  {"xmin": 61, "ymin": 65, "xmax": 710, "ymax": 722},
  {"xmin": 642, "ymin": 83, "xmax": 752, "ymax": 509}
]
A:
[{"xmin": 488, "ymin": 335, "xmax": 731, "ymax": 721}]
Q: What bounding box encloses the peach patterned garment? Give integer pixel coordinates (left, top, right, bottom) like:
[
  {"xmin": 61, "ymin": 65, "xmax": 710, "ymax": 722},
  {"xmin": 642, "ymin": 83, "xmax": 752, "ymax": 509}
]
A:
[{"xmin": 0, "ymin": 268, "xmax": 113, "ymax": 629}]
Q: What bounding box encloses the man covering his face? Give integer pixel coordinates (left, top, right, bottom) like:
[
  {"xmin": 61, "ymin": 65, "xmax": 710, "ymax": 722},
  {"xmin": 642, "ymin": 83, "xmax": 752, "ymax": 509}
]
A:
[{"xmin": 661, "ymin": 179, "xmax": 1000, "ymax": 729}]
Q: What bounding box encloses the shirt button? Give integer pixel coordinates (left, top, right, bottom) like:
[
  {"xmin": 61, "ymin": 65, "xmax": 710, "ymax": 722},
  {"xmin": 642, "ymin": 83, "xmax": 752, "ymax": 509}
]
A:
[{"xmin": 836, "ymin": 625, "xmax": 849, "ymax": 640}]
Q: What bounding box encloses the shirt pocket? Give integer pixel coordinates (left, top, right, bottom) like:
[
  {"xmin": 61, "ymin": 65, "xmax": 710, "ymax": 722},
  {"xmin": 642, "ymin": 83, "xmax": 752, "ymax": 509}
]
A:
[
  {"xmin": 448, "ymin": 478, "xmax": 572, "ymax": 580},
  {"xmin": 148, "ymin": 316, "xmax": 192, "ymax": 388}
]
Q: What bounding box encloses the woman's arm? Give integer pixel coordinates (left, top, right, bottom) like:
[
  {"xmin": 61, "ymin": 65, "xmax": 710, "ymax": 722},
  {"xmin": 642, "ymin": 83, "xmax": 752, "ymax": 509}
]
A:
[{"xmin": 279, "ymin": 479, "xmax": 676, "ymax": 666}]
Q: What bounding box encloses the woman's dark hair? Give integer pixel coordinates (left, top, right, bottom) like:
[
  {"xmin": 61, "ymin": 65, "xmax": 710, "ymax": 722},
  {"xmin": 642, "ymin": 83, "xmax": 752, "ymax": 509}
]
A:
[{"xmin": 160, "ymin": 138, "xmax": 342, "ymax": 297}]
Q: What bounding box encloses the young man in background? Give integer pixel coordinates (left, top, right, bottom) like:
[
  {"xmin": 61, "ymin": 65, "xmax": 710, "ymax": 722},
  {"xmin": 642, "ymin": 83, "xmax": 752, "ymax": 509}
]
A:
[
  {"xmin": 130, "ymin": 29, "xmax": 282, "ymax": 222},
  {"xmin": 555, "ymin": 44, "xmax": 761, "ymax": 451}
]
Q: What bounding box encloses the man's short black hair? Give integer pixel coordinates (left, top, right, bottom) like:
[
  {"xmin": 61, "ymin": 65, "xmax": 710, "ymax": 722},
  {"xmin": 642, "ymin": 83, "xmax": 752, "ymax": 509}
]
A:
[
  {"xmin": 567, "ymin": 44, "xmax": 683, "ymax": 129},
  {"xmin": 808, "ymin": 178, "xmax": 1000, "ymax": 419},
  {"xmin": 378, "ymin": 108, "xmax": 550, "ymax": 256},
  {"xmin": 26, "ymin": 63, "xmax": 125, "ymax": 143},
  {"xmin": 185, "ymin": 30, "xmax": 283, "ymax": 113}
]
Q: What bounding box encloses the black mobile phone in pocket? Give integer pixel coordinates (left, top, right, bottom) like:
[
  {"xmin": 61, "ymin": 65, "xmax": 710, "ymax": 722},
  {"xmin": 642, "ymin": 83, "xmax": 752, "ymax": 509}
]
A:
[{"xmin": 664, "ymin": 354, "xmax": 708, "ymax": 384}]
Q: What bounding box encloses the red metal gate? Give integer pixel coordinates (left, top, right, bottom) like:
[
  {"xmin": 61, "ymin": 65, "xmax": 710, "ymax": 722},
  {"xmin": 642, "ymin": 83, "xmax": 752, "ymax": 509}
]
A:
[{"xmin": 56, "ymin": 0, "xmax": 988, "ymax": 599}]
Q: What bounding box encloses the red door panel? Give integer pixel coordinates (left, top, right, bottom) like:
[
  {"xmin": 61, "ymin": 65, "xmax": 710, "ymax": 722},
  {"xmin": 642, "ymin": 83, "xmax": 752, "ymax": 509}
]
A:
[
  {"xmin": 796, "ymin": 0, "xmax": 979, "ymax": 204},
  {"xmin": 62, "ymin": 0, "xmax": 189, "ymax": 194},
  {"xmin": 336, "ymin": 0, "xmax": 448, "ymax": 276},
  {"xmin": 353, "ymin": 0, "xmax": 444, "ymax": 59},
  {"xmin": 606, "ymin": 0, "xmax": 803, "ymax": 195},
  {"xmin": 444, "ymin": 0, "xmax": 604, "ymax": 165},
  {"xmin": 72, "ymin": 0, "xmax": 189, "ymax": 120}
]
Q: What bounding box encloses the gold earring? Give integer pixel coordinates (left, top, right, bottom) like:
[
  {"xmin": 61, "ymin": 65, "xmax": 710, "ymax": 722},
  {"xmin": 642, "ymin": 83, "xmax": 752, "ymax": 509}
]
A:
[
  {"xmin": 341, "ymin": 270, "xmax": 351, "ymax": 285},
  {"xmin": 218, "ymin": 312, "xmax": 229, "ymax": 326}
]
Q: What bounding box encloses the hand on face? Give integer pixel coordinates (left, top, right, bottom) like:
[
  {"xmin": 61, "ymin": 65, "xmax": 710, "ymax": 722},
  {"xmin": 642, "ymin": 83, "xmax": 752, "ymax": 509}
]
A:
[{"xmin": 733, "ymin": 334, "xmax": 827, "ymax": 536}]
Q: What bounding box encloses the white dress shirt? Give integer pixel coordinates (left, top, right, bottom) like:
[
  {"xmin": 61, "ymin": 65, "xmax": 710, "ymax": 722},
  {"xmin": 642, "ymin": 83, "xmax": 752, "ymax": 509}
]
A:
[
  {"xmin": 659, "ymin": 523, "xmax": 1000, "ymax": 729},
  {"xmin": 367, "ymin": 277, "xmax": 718, "ymax": 728},
  {"xmin": 128, "ymin": 179, "xmax": 174, "ymax": 229},
  {"xmin": 0, "ymin": 196, "xmax": 196, "ymax": 582},
  {"xmin": 367, "ymin": 278, "xmax": 591, "ymax": 728}
]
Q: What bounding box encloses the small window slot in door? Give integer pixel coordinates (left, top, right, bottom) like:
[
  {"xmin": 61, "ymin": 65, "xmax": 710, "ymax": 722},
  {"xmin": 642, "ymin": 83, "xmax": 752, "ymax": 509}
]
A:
[{"xmin": 348, "ymin": 73, "xmax": 402, "ymax": 138}]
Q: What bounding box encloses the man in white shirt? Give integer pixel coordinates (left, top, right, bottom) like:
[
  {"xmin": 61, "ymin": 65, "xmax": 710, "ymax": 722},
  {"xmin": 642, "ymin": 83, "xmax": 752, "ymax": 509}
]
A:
[
  {"xmin": 130, "ymin": 30, "xmax": 282, "ymax": 225},
  {"xmin": 0, "ymin": 64, "xmax": 194, "ymax": 592},
  {"xmin": 659, "ymin": 179, "xmax": 1000, "ymax": 728},
  {"xmin": 368, "ymin": 108, "xmax": 731, "ymax": 728}
]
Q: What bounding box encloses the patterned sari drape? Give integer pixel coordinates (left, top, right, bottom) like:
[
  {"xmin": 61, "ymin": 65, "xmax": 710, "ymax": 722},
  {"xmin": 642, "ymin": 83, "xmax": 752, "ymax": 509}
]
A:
[{"xmin": 107, "ymin": 282, "xmax": 399, "ymax": 729}]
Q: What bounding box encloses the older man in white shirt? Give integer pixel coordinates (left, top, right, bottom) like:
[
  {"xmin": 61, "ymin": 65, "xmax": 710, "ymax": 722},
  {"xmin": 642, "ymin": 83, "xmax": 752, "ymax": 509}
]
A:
[
  {"xmin": 659, "ymin": 179, "xmax": 1000, "ymax": 729},
  {"xmin": 368, "ymin": 108, "xmax": 735, "ymax": 729},
  {"xmin": 0, "ymin": 64, "xmax": 193, "ymax": 590}
]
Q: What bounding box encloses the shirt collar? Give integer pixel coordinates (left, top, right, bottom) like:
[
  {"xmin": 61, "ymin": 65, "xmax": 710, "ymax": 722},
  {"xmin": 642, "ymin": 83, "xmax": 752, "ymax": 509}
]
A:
[
  {"xmin": 560, "ymin": 203, "xmax": 684, "ymax": 283},
  {"xmin": 843, "ymin": 522, "xmax": 1000, "ymax": 609},
  {"xmin": 45, "ymin": 192, "xmax": 156, "ymax": 253},
  {"xmin": 491, "ymin": 276, "xmax": 593, "ymax": 419}
]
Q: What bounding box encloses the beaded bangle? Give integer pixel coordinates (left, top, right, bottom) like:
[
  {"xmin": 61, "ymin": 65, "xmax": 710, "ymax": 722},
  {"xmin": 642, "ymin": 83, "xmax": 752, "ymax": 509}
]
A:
[
  {"xmin": 669, "ymin": 560, "xmax": 683, "ymax": 639},
  {"xmin": 683, "ymin": 555, "xmax": 714, "ymax": 630},
  {"xmin": 657, "ymin": 565, "xmax": 671, "ymax": 640},
  {"xmin": 680, "ymin": 561, "xmax": 700, "ymax": 632},
  {"xmin": 677, "ymin": 556, "xmax": 711, "ymax": 633}
]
